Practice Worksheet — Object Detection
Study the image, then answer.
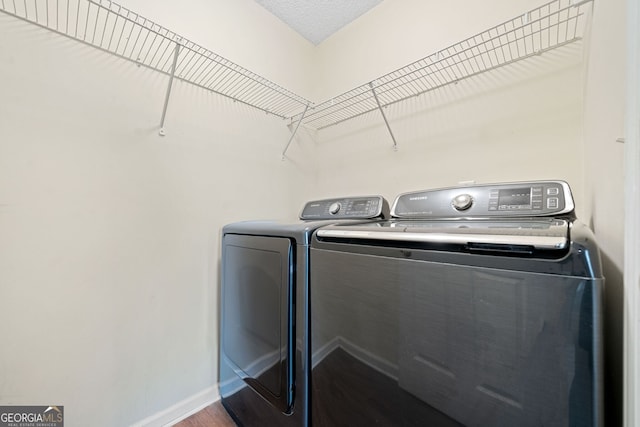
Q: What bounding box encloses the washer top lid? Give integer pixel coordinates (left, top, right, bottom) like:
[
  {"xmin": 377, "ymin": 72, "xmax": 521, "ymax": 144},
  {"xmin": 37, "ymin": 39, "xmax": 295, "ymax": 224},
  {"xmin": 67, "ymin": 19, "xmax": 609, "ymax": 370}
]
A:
[{"xmin": 391, "ymin": 180, "xmax": 575, "ymax": 219}]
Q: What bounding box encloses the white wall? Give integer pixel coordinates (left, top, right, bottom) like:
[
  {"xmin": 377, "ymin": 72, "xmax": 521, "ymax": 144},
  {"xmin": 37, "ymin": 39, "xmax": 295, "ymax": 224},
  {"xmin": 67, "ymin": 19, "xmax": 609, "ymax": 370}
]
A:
[
  {"xmin": 583, "ymin": 1, "xmax": 627, "ymax": 425},
  {"xmin": 0, "ymin": 2, "xmax": 312, "ymax": 425},
  {"xmin": 0, "ymin": 0, "xmax": 627, "ymax": 425}
]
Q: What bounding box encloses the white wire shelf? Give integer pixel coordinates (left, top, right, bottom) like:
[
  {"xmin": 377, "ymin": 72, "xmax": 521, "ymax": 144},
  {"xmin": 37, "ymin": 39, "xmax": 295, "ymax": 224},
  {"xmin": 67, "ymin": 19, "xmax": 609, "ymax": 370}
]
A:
[
  {"xmin": 0, "ymin": 0, "xmax": 312, "ymax": 120},
  {"xmin": 292, "ymin": 0, "xmax": 594, "ymax": 131},
  {"xmin": 1, "ymin": 0, "xmax": 594, "ymax": 151}
]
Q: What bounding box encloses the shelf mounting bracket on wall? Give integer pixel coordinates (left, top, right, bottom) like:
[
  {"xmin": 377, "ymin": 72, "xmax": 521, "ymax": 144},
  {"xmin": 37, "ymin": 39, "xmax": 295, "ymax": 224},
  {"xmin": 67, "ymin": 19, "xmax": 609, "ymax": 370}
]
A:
[
  {"xmin": 281, "ymin": 103, "xmax": 310, "ymax": 160},
  {"xmin": 158, "ymin": 38, "xmax": 181, "ymax": 136},
  {"xmin": 370, "ymin": 82, "xmax": 398, "ymax": 151}
]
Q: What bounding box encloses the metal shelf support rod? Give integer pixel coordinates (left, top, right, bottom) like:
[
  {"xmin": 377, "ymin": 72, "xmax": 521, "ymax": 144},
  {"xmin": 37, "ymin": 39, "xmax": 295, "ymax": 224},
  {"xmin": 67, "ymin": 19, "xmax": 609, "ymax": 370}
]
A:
[
  {"xmin": 159, "ymin": 39, "xmax": 181, "ymax": 136},
  {"xmin": 282, "ymin": 103, "xmax": 310, "ymax": 160},
  {"xmin": 370, "ymin": 82, "xmax": 398, "ymax": 151}
]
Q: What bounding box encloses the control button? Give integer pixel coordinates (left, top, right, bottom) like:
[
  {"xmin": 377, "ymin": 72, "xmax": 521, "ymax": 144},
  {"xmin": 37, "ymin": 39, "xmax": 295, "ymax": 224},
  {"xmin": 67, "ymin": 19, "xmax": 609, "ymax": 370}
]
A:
[
  {"xmin": 547, "ymin": 197, "xmax": 559, "ymax": 209},
  {"xmin": 452, "ymin": 194, "xmax": 473, "ymax": 211},
  {"xmin": 329, "ymin": 202, "xmax": 341, "ymax": 215},
  {"xmin": 547, "ymin": 187, "xmax": 559, "ymax": 196}
]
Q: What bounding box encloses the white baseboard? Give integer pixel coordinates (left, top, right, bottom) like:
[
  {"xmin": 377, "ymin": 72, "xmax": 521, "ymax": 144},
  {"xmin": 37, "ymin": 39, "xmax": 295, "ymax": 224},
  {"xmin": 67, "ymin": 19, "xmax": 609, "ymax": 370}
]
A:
[{"xmin": 131, "ymin": 386, "xmax": 220, "ymax": 427}]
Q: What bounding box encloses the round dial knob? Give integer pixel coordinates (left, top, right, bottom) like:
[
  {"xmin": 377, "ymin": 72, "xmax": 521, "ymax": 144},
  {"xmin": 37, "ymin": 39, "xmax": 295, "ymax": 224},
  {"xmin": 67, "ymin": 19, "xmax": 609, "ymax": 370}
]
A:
[
  {"xmin": 329, "ymin": 202, "xmax": 341, "ymax": 215},
  {"xmin": 452, "ymin": 194, "xmax": 473, "ymax": 211}
]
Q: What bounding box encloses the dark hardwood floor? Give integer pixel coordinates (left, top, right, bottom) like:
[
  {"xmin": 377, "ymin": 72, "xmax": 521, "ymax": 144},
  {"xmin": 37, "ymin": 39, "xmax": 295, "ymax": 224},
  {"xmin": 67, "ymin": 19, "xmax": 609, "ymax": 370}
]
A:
[{"xmin": 173, "ymin": 401, "xmax": 237, "ymax": 427}]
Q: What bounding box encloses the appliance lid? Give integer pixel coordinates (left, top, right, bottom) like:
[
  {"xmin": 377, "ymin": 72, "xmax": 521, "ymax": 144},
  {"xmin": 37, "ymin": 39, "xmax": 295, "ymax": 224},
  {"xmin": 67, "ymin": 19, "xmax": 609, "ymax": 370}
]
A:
[{"xmin": 315, "ymin": 218, "xmax": 570, "ymax": 250}]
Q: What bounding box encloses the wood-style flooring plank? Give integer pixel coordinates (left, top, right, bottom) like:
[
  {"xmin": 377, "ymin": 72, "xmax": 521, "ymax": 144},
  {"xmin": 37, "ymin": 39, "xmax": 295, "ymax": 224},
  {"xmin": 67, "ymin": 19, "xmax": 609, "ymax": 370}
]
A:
[{"xmin": 173, "ymin": 401, "xmax": 236, "ymax": 427}]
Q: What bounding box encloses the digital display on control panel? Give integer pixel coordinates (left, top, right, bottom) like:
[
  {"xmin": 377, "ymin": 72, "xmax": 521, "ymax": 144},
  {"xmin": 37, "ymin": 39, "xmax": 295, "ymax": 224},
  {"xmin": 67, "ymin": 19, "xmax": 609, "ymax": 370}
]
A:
[
  {"xmin": 350, "ymin": 200, "xmax": 369, "ymax": 211},
  {"xmin": 498, "ymin": 187, "xmax": 531, "ymax": 208}
]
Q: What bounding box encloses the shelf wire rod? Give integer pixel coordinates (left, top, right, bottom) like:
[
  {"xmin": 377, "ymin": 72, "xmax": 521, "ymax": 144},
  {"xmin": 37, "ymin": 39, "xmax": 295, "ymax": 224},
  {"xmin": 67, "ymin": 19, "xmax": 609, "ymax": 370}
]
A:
[
  {"xmin": 281, "ymin": 103, "xmax": 309, "ymax": 160},
  {"xmin": 74, "ymin": 0, "xmax": 82, "ymax": 37},
  {"xmin": 464, "ymin": 41, "xmax": 481, "ymax": 74},
  {"xmin": 82, "ymin": 0, "xmax": 91, "ymax": 40},
  {"xmin": 446, "ymin": 48, "xmax": 464, "ymax": 83},
  {"xmin": 505, "ymin": 24, "xmax": 516, "ymax": 61},
  {"xmin": 262, "ymin": 87, "xmax": 300, "ymax": 112},
  {"xmin": 449, "ymin": 45, "xmax": 467, "ymax": 79},
  {"xmin": 496, "ymin": 28, "xmax": 509, "ymax": 63},
  {"xmin": 407, "ymin": 64, "xmax": 429, "ymax": 94},
  {"xmin": 118, "ymin": 10, "xmax": 137, "ymax": 54},
  {"xmin": 235, "ymin": 75, "xmax": 270, "ymax": 101},
  {"xmin": 207, "ymin": 60, "xmax": 236, "ymax": 87},
  {"xmin": 173, "ymin": 42, "xmax": 196, "ymax": 74},
  {"xmin": 140, "ymin": 24, "xmax": 160, "ymax": 64},
  {"xmin": 148, "ymin": 36, "xmax": 169, "ymax": 69},
  {"xmin": 225, "ymin": 77, "xmax": 257, "ymax": 104},
  {"xmin": 158, "ymin": 39, "xmax": 181, "ymax": 137},
  {"xmin": 98, "ymin": 7, "xmax": 110, "ymax": 47},
  {"xmin": 194, "ymin": 61, "xmax": 220, "ymax": 88},
  {"xmin": 203, "ymin": 65, "xmax": 230, "ymax": 90},
  {"xmin": 107, "ymin": 9, "xmax": 121, "ymax": 51},
  {"xmin": 481, "ymin": 34, "xmax": 496, "ymax": 69},
  {"xmin": 225, "ymin": 68, "xmax": 282, "ymax": 105},
  {"xmin": 370, "ymin": 82, "xmax": 398, "ymax": 151},
  {"xmin": 66, "ymin": 0, "xmax": 72, "ymax": 38},
  {"xmin": 157, "ymin": 35, "xmax": 178, "ymax": 70},
  {"xmin": 191, "ymin": 53, "xmax": 216, "ymax": 84},
  {"xmin": 128, "ymin": 17, "xmax": 146, "ymax": 61},
  {"xmin": 148, "ymin": 31, "xmax": 170, "ymax": 68},
  {"xmin": 135, "ymin": 22, "xmax": 153, "ymax": 63},
  {"xmin": 217, "ymin": 70, "xmax": 245, "ymax": 96},
  {"xmin": 179, "ymin": 50, "xmax": 203, "ymax": 81},
  {"xmin": 181, "ymin": 50, "xmax": 207, "ymax": 81},
  {"xmin": 241, "ymin": 84, "xmax": 273, "ymax": 108},
  {"xmin": 114, "ymin": 11, "xmax": 129, "ymax": 53},
  {"xmin": 91, "ymin": 2, "xmax": 101, "ymax": 44}
]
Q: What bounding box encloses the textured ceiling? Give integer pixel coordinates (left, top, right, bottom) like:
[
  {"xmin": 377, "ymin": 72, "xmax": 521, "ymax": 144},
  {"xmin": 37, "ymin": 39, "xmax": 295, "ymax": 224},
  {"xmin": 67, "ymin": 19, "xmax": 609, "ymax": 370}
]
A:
[{"xmin": 253, "ymin": 0, "xmax": 383, "ymax": 45}]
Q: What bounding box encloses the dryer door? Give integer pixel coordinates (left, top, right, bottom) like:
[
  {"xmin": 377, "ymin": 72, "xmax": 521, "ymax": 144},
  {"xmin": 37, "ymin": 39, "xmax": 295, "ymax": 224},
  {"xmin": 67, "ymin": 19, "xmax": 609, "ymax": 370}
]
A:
[{"xmin": 221, "ymin": 234, "xmax": 294, "ymax": 414}]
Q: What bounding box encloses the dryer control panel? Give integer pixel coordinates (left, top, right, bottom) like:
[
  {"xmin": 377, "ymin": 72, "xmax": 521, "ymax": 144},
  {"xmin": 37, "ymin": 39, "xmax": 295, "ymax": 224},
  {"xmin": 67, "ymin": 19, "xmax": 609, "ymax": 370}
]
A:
[
  {"xmin": 300, "ymin": 196, "xmax": 389, "ymax": 220},
  {"xmin": 392, "ymin": 181, "xmax": 575, "ymax": 219}
]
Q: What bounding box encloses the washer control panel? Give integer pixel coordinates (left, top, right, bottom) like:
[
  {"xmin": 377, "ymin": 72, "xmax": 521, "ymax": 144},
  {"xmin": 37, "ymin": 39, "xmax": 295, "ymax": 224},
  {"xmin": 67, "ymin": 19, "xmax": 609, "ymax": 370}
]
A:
[
  {"xmin": 300, "ymin": 196, "xmax": 389, "ymax": 220},
  {"xmin": 392, "ymin": 181, "xmax": 574, "ymax": 218}
]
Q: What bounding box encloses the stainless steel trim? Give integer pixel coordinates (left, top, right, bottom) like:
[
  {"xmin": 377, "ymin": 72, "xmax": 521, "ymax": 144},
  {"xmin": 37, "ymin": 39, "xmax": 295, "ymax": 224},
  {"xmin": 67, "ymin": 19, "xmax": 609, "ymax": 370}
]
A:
[
  {"xmin": 558, "ymin": 180, "xmax": 575, "ymax": 214},
  {"xmin": 316, "ymin": 229, "xmax": 568, "ymax": 250}
]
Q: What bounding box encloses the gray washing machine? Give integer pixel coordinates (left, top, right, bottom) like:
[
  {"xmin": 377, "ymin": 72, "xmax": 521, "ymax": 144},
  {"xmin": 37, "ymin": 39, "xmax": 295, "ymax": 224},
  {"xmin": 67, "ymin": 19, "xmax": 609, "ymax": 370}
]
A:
[
  {"xmin": 219, "ymin": 196, "xmax": 389, "ymax": 426},
  {"xmin": 310, "ymin": 181, "xmax": 604, "ymax": 427}
]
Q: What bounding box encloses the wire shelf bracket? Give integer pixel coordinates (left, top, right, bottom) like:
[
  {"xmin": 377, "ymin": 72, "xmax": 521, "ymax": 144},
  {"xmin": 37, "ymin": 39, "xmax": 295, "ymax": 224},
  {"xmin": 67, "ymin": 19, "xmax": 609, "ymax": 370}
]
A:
[
  {"xmin": 158, "ymin": 38, "xmax": 181, "ymax": 136},
  {"xmin": 370, "ymin": 82, "xmax": 398, "ymax": 151},
  {"xmin": 281, "ymin": 103, "xmax": 310, "ymax": 160}
]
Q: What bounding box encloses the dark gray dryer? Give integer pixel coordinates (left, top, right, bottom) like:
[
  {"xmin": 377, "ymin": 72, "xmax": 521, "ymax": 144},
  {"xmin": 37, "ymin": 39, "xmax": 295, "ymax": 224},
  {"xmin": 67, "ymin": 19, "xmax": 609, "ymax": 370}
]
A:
[
  {"xmin": 219, "ymin": 196, "xmax": 389, "ymax": 427},
  {"xmin": 310, "ymin": 181, "xmax": 604, "ymax": 427}
]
